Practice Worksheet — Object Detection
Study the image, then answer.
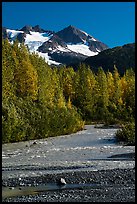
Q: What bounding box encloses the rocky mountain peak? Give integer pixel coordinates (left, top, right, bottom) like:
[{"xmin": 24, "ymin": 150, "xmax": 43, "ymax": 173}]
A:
[
  {"xmin": 38, "ymin": 34, "xmax": 67, "ymax": 53},
  {"xmin": 67, "ymin": 25, "xmax": 79, "ymax": 32},
  {"xmin": 32, "ymin": 25, "xmax": 45, "ymax": 33},
  {"xmin": 2, "ymin": 24, "xmax": 109, "ymax": 66},
  {"xmin": 55, "ymin": 25, "xmax": 89, "ymax": 44},
  {"xmin": 20, "ymin": 25, "xmax": 33, "ymax": 34}
]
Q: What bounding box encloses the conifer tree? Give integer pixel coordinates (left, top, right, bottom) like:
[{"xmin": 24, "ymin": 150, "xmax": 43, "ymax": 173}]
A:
[
  {"xmin": 123, "ymin": 69, "xmax": 135, "ymax": 120},
  {"xmin": 14, "ymin": 58, "xmax": 38, "ymax": 100},
  {"xmin": 58, "ymin": 66, "xmax": 76, "ymax": 104},
  {"xmin": 94, "ymin": 67, "xmax": 109, "ymax": 121},
  {"xmin": 73, "ymin": 63, "xmax": 96, "ymax": 120}
]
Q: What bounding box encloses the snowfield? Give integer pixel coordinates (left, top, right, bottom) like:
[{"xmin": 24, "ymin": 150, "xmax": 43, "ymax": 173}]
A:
[
  {"xmin": 25, "ymin": 31, "xmax": 50, "ymax": 43},
  {"xmin": 67, "ymin": 44, "xmax": 98, "ymax": 56},
  {"xmin": 6, "ymin": 29, "xmax": 99, "ymax": 65},
  {"xmin": 36, "ymin": 52, "xmax": 61, "ymax": 65},
  {"xmin": 6, "ymin": 29, "xmax": 24, "ymax": 38}
]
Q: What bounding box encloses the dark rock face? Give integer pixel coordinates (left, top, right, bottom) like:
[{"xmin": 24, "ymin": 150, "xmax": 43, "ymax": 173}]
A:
[
  {"xmin": 89, "ymin": 41, "xmax": 109, "ymax": 52},
  {"xmin": 56, "ymin": 25, "xmax": 87, "ymax": 44},
  {"xmin": 32, "ymin": 25, "xmax": 54, "ymax": 35},
  {"xmin": 38, "ymin": 34, "xmax": 67, "ymax": 53},
  {"xmin": 56, "ymin": 25, "xmax": 108, "ymax": 52},
  {"xmin": 20, "ymin": 25, "xmax": 32, "ymax": 34},
  {"xmin": 32, "ymin": 25, "xmax": 46, "ymax": 33},
  {"xmin": 49, "ymin": 51, "xmax": 87, "ymax": 65},
  {"xmin": 16, "ymin": 33, "xmax": 26, "ymax": 43},
  {"xmin": 2, "ymin": 27, "xmax": 8, "ymax": 39},
  {"xmin": 20, "ymin": 25, "xmax": 54, "ymax": 35}
]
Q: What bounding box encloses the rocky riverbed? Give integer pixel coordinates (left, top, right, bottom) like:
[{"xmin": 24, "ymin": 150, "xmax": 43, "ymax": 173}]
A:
[
  {"xmin": 2, "ymin": 167, "xmax": 135, "ymax": 202},
  {"xmin": 2, "ymin": 125, "xmax": 135, "ymax": 202}
]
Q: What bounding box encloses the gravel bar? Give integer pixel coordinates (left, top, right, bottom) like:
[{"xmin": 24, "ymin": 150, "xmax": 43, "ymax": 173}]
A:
[{"xmin": 2, "ymin": 168, "xmax": 135, "ymax": 202}]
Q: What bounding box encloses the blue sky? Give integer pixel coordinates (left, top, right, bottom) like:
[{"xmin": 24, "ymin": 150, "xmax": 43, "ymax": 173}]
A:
[{"xmin": 2, "ymin": 2, "xmax": 135, "ymax": 48}]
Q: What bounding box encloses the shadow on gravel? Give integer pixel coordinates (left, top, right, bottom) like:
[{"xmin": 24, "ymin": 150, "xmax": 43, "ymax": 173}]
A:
[{"xmin": 108, "ymin": 152, "xmax": 135, "ymax": 160}]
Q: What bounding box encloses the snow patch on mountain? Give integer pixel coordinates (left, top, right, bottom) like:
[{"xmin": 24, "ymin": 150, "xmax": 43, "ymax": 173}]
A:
[
  {"xmin": 6, "ymin": 29, "xmax": 24, "ymax": 38},
  {"xmin": 90, "ymin": 37, "xmax": 97, "ymax": 42},
  {"xmin": 24, "ymin": 31, "xmax": 51, "ymax": 51},
  {"xmin": 4, "ymin": 25, "xmax": 109, "ymax": 66},
  {"xmin": 67, "ymin": 44, "xmax": 98, "ymax": 56},
  {"xmin": 36, "ymin": 52, "xmax": 61, "ymax": 65},
  {"xmin": 25, "ymin": 31, "xmax": 50, "ymax": 43},
  {"xmin": 80, "ymin": 30, "xmax": 88, "ymax": 36},
  {"xmin": 55, "ymin": 45, "xmax": 71, "ymax": 53}
]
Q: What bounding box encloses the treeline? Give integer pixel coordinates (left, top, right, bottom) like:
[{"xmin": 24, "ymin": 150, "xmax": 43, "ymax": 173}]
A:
[{"xmin": 2, "ymin": 39, "xmax": 135, "ymax": 143}]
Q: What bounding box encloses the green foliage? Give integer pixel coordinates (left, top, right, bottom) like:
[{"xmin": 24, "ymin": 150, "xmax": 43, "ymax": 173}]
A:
[
  {"xmin": 58, "ymin": 66, "xmax": 76, "ymax": 102},
  {"xmin": 2, "ymin": 39, "xmax": 84, "ymax": 143},
  {"xmin": 70, "ymin": 64, "xmax": 135, "ymax": 124},
  {"xmin": 115, "ymin": 122, "xmax": 135, "ymax": 145},
  {"xmin": 2, "ymin": 39, "xmax": 135, "ymax": 144},
  {"xmin": 47, "ymin": 106, "xmax": 84, "ymax": 136},
  {"xmin": 93, "ymin": 67, "xmax": 109, "ymax": 121},
  {"xmin": 2, "ymin": 98, "xmax": 28, "ymax": 143},
  {"xmin": 72, "ymin": 63, "xmax": 96, "ymax": 120},
  {"xmin": 14, "ymin": 59, "xmax": 38, "ymax": 100}
]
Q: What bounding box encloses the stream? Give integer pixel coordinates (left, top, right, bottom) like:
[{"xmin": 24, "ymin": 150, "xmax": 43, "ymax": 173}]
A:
[
  {"xmin": 2, "ymin": 125, "xmax": 135, "ymax": 200},
  {"xmin": 2, "ymin": 124, "xmax": 135, "ymax": 179}
]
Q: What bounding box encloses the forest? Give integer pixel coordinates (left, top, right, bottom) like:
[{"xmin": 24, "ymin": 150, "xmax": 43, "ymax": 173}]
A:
[{"xmin": 2, "ymin": 39, "xmax": 135, "ymax": 144}]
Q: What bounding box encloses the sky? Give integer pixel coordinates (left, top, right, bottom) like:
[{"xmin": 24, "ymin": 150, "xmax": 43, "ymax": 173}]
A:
[{"xmin": 2, "ymin": 2, "xmax": 135, "ymax": 48}]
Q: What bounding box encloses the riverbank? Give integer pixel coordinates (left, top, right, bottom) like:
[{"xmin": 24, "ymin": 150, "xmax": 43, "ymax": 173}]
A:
[
  {"xmin": 2, "ymin": 167, "xmax": 135, "ymax": 202},
  {"xmin": 2, "ymin": 125, "xmax": 135, "ymax": 202}
]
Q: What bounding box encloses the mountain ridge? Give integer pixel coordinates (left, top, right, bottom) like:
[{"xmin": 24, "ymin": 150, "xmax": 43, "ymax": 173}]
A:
[
  {"xmin": 2, "ymin": 24, "xmax": 109, "ymax": 65},
  {"xmin": 69, "ymin": 43, "xmax": 135, "ymax": 75}
]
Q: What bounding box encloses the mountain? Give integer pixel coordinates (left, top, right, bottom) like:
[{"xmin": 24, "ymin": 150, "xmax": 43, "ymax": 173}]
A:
[
  {"xmin": 2, "ymin": 25, "xmax": 109, "ymax": 66},
  {"xmin": 82, "ymin": 43, "xmax": 135, "ymax": 75},
  {"xmin": 56, "ymin": 25, "xmax": 108, "ymax": 52}
]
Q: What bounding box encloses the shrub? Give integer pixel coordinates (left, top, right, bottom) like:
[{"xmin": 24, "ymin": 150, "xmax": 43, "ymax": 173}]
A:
[{"xmin": 115, "ymin": 122, "xmax": 135, "ymax": 145}]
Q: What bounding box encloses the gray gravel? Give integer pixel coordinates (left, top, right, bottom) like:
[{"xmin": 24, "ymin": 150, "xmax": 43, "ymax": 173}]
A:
[
  {"xmin": 2, "ymin": 168, "xmax": 135, "ymax": 202},
  {"xmin": 2, "ymin": 125, "xmax": 135, "ymax": 202}
]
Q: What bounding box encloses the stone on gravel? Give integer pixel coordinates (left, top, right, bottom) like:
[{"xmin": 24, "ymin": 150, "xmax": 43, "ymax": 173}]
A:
[{"xmin": 57, "ymin": 178, "xmax": 67, "ymax": 185}]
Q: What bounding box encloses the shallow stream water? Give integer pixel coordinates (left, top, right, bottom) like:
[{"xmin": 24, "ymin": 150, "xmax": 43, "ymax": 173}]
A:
[{"xmin": 2, "ymin": 125, "xmax": 135, "ymax": 180}]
